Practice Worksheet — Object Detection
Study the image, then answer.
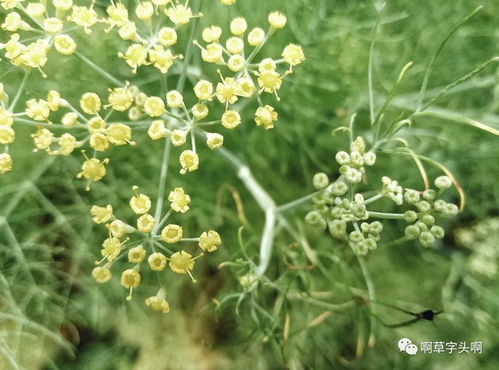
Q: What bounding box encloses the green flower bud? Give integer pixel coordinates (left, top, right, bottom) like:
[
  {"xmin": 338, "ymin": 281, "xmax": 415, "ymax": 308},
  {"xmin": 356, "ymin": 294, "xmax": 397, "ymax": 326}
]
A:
[
  {"xmin": 430, "ymin": 225, "xmax": 445, "ymax": 239},
  {"xmin": 365, "ymin": 238, "xmax": 377, "ymax": 250},
  {"xmin": 349, "ymin": 230, "xmax": 364, "ymax": 243},
  {"xmin": 421, "ymin": 214, "xmax": 435, "ymax": 226},
  {"xmin": 330, "ymin": 206, "xmax": 343, "ymax": 218},
  {"xmin": 335, "ymin": 151, "xmax": 350, "ymax": 165},
  {"xmin": 419, "ymin": 231, "xmax": 435, "ymax": 247},
  {"xmin": 360, "ymin": 222, "xmax": 370, "ymax": 233},
  {"xmin": 351, "ymin": 203, "xmax": 367, "ymax": 219},
  {"xmin": 369, "ymin": 221, "xmax": 383, "ymax": 234},
  {"xmin": 331, "ymin": 181, "xmax": 348, "ymax": 196},
  {"xmin": 405, "ymin": 225, "xmax": 420, "ymax": 239},
  {"xmin": 404, "ymin": 189, "xmax": 420, "ymax": 204},
  {"xmin": 363, "ymin": 152, "xmax": 376, "ymax": 166},
  {"xmin": 404, "ymin": 210, "xmax": 418, "ymax": 223},
  {"xmin": 328, "ymin": 219, "xmax": 346, "ymax": 238},
  {"xmin": 444, "ymin": 203, "xmax": 459, "ymax": 216},
  {"xmin": 423, "ymin": 189, "xmax": 437, "ymax": 201},
  {"xmin": 416, "ymin": 200, "xmax": 431, "ymax": 213},
  {"xmin": 433, "ymin": 199, "xmax": 446, "ymax": 212},
  {"xmin": 416, "ymin": 221, "xmax": 428, "ymax": 232},
  {"xmin": 313, "ymin": 172, "xmax": 329, "ymax": 190},
  {"xmin": 353, "ymin": 242, "xmax": 369, "ymax": 256},
  {"xmin": 435, "ymin": 176, "xmax": 452, "ymax": 190},
  {"xmin": 305, "ymin": 211, "xmax": 327, "ymax": 231}
]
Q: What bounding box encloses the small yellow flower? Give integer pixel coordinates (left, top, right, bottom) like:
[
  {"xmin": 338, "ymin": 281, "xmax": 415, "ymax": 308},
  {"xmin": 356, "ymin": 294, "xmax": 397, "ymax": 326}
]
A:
[
  {"xmin": 170, "ymin": 129, "xmax": 187, "ymax": 147},
  {"xmin": 168, "ymin": 187, "xmax": 191, "ymax": 213},
  {"xmin": 247, "ymin": 27, "xmax": 265, "ymax": 46},
  {"xmin": 148, "ymin": 46, "xmax": 178, "ymax": 74},
  {"xmin": 166, "ymin": 90, "xmax": 184, "ymax": 108},
  {"xmin": 68, "ymin": 5, "xmax": 98, "ymax": 33},
  {"xmin": 169, "ymin": 251, "xmax": 203, "ymax": 282},
  {"xmin": 87, "ymin": 117, "xmax": 107, "ymax": 134},
  {"xmin": 220, "ymin": 0, "xmax": 236, "ymax": 5},
  {"xmin": 282, "ymin": 44, "xmax": 305, "ymax": 66},
  {"xmin": 158, "ymin": 27, "xmax": 177, "ymax": 46},
  {"xmin": 106, "ymin": 3, "xmax": 129, "ymax": 28},
  {"xmin": 121, "ymin": 268, "xmax": 141, "ymax": 300},
  {"xmin": 80, "ymin": 92, "xmax": 101, "ymax": 115},
  {"xmin": 200, "ymin": 43, "xmax": 224, "ymax": 64},
  {"xmin": 26, "ymin": 99, "xmax": 50, "ymax": 121},
  {"xmin": 57, "ymin": 133, "xmax": 76, "ymax": 156},
  {"xmin": 161, "ymin": 224, "xmax": 183, "ymax": 243},
  {"xmin": 135, "ymin": 1, "xmax": 154, "ymax": 20},
  {"xmin": 53, "ymin": 0, "xmax": 73, "ymax": 11},
  {"xmin": 144, "ymin": 96, "xmax": 165, "ymax": 117},
  {"xmin": 148, "ymin": 120, "xmax": 168, "ymax": 140},
  {"xmin": 62, "ymin": 112, "xmax": 78, "ymax": 126},
  {"xmin": 77, "ymin": 153, "xmax": 109, "ymax": 190},
  {"xmin": 268, "ymin": 11, "xmax": 287, "ymax": 29},
  {"xmin": 90, "ymin": 133, "xmax": 110, "ymax": 152},
  {"xmin": 230, "ymin": 17, "xmax": 247, "ymax": 36},
  {"xmin": 0, "ymin": 125, "xmax": 15, "ymax": 145},
  {"xmin": 137, "ymin": 214, "xmax": 155, "ymax": 233},
  {"xmin": 202, "ymin": 26, "xmax": 222, "ymax": 43},
  {"xmin": 227, "ymin": 55, "xmax": 245, "ymax": 72},
  {"xmin": 119, "ymin": 43, "xmax": 148, "ymax": 73},
  {"xmin": 169, "ymin": 250, "xmax": 194, "ymax": 274},
  {"xmin": 192, "ymin": 103, "xmax": 209, "ymax": 120},
  {"xmin": 43, "ymin": 17, "xmax": 63, "ymax": 33},
  {"xmin": 0, "ymin": 153, "xmax": 13, "ymax": 174},
  {"xmin": 179, "ymin": 150, "xmax": 199, "ymax": 174},
  {"xmin": 108, "ymin": 86, "xmax": 134, "ymax": 112},
  {"xmin": 206, "ymin": 132, "xmax": 224, "ymax": 149},
  {"xmin": 26, "ymin": 2, "xmax": 45, "ymax": 18},
  {"xmin": 165, "ymin": 2, "xmax": 195, "ymax": 25},
  {"xmin": 221, "ymin": 110, "xmax": 241, "ymax": 129},
  {"xmin": 47, "ymin": 91, "xmax": 62, "ymax": 111},
  {"xmin": 130, "ymin": 186, "xmax": 151, "ymax": 215},
  {"xmin": 145, "ymin": 289, "xmax": 170, "ymax": 313},
  {"xmin": 0, "ymin": 107, "xmax": 14, "ymax": 126},
  {"xmin": 254, "ymin": 105, "xmax": 278, "ymax": 129},
  {"xmin": 194, "ymin": 80, "xmax": 213, "ymax": 101},
  {"xmin": 101, "ymin": 237, "xmax": 123, "ymax": 262},
  {"xmin": 92, "ymin": 266, "xmax": 112, "ymax": 283},
  {"xmin": 128, "ymin": 245, "xmax": 146, "ymax": 263},
  {"xmin": 199, "ymin": 230, "xmax": 221, "ymax": 252},
  {"xmin": 118, "ymin": 21, "xmax": 137, "ymax": 40},
  {"xmin": 107, "ymin": 123, "xmax": 133, "ymax": 145},
  {"xmin": 53, "ymin": 35, "xmax": 77, "ymax": 55},
  {"xmin": 31, "ymin": 127, "xmax": 53, "ymax": 150},
  {"xmin": 216, "ymin": 77, "xmax": 238, "ymax": 105},
  {"xmin": 108, "ymin": 219, "xmax": 127, "ymax": 238},
  {"xmin": 226, "ymin": 37, "xmax": 244, "ymax": 54},
  {"xmin": 90, "ymin": 204, "xmax": 113, "ymax": 224},
  {"xmin": 148, "ymin": 252, "xmax": 167, "ymax": 271}
]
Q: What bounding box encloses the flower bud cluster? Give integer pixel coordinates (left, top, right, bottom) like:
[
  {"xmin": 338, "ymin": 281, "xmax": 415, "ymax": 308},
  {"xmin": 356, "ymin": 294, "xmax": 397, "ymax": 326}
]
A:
[{"xmin": 305, "ymin": 135, "xmax": 460, "ymax": 255}]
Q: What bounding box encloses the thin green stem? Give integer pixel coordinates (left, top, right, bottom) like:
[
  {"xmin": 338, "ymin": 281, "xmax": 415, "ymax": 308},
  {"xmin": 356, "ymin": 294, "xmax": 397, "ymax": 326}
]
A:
[
  {"xmin": 9, "ymin": 71, "xmax": 30, "ymax": 112},
  {"xmin": 75, "ymin": 52, "xmax": 124, "ymax": 87},
  {"xmin": 367, "ymin": 211, "xmax": 405, "ymax": 220},
  {"xmin": 153, "ymin": 138, "xmax": 171, "ymax": 225},
  {"xmin": 357, "ymin": 255, "xmax": 376, "ymax": 347}
]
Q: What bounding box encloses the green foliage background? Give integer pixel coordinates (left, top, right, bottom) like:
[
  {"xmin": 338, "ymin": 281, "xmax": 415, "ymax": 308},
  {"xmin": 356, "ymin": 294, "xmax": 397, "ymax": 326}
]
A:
[{"xmin": 1, "ymin": 0, "xmax": 499, "ymax": 369}]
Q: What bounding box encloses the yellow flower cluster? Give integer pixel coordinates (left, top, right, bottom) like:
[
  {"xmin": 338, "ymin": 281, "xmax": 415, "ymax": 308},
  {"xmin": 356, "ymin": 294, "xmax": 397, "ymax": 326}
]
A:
[
  {"xmin": 0, "ymin": 0, "xmax": 80, "ymax": 75},
  {"xmin": 91, "ymin": 185, "xmax": 221, "ymax": 312},
  {"xmin": 105, "ymin": 1, "xmax": 200, "ymax": 74}
]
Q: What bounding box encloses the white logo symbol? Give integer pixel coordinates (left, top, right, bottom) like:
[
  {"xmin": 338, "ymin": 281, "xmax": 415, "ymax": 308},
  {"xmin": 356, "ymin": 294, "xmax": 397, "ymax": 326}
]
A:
[{"xmin": 398, "ymin": 338, "xmax": 418, "ymax": 355}]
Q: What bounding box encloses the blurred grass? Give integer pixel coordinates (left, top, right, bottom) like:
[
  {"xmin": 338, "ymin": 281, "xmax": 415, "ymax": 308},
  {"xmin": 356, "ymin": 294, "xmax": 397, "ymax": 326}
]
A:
[{"xmin": 1, "ymin": 0, "xmax": 499, "ymax": 369}]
